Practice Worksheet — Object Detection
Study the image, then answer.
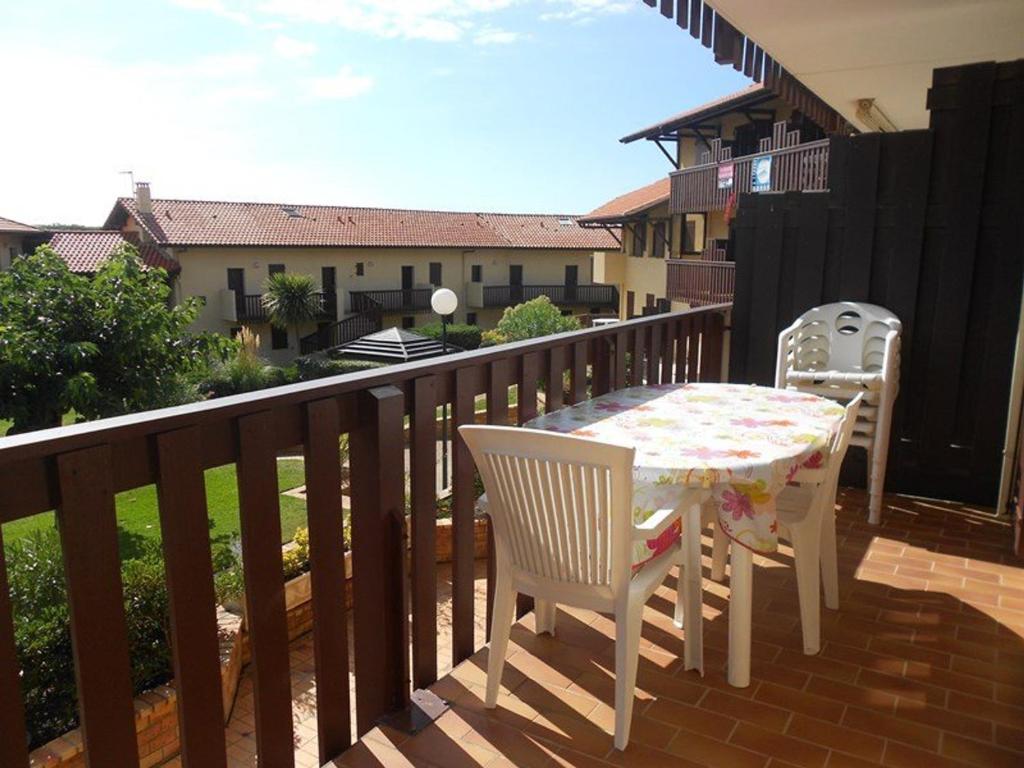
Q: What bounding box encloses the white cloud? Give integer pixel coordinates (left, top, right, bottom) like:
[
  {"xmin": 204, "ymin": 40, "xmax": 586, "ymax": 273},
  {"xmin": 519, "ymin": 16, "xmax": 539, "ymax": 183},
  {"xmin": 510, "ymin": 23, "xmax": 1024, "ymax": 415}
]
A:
[
  {"xmin": 303, "ymin": 65, "xmax": 374, "ymax": 99},
  {"xmin": 0, "ymin": 45, "xmax": 348, "ymax": 224},
  {"xmin": 541, "ymin": 0, "xmax": 633, "ymax": 22},
  {"xmin": 190, "ymin": 52, "xmax": 263, "ymax": 77},
  {"xmin": 170, "ymin": 0, "xmax": 252, "ymax": 25},
  {"xmin": 474, "ymin": 26, "xmax": 520, "ymax": 45},
  {"xmin": 273, "ymin": 35, "xmax": 319, "ymax": 58}
]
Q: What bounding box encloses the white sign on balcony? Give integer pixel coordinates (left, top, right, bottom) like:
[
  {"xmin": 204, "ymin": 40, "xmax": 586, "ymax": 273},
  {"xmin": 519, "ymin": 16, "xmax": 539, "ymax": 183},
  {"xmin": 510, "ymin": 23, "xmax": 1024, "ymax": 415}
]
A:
[{"xmin": 718, "ymin": 163, "xmax": 734, "ymax": 190}]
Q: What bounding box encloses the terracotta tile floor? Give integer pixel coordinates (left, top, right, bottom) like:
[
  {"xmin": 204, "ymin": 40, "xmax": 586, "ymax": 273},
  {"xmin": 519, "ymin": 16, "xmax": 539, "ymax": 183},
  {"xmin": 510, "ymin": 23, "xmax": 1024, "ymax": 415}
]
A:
[{"xmin": 198, "ymin": 488, "xmax": 1024, "ymax": 767}]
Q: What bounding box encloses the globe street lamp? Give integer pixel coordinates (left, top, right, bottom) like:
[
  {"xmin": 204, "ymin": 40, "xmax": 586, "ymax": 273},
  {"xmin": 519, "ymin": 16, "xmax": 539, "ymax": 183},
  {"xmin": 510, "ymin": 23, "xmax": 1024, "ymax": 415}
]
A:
[{"xmin": 431, "ymin": 288, "xmax": 458, "ymax": 487}]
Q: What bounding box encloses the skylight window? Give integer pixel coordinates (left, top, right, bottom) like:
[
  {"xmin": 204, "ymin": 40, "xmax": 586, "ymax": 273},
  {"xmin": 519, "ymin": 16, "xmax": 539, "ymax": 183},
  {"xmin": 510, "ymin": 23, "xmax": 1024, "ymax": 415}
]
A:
[
  {"xmin": 558, "ymin": 217, "xmax": 573, "ymax": 227},
  {"xmin": 281, "ymin": 206, "xmax": 303, "ymax": 218}
]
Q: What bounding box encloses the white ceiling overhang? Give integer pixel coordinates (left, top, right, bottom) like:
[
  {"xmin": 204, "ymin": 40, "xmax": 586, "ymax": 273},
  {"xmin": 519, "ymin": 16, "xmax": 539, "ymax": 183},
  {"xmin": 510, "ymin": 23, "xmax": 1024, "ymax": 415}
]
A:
[{"xmin": 708, "ymin": 0, "xmax": 1024, "ymax": 131}]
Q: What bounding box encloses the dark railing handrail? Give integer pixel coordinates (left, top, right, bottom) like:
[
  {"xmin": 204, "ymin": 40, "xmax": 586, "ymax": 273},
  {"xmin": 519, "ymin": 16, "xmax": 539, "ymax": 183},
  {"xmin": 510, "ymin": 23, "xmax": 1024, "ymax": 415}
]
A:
[
  {"xmin": 238, "ymin": 292, "xmax": 336, "ymax": 322},
  {"xmin": 350, "ymin": 288, "xmax": 432, "ymax": 312},
  {"xmin": 481, "ymin": 283, "xmax": 618, "ymax": 307},
  {"xmin": 0, "ymin": 303, "xmax": 729, "ymax": 766}
]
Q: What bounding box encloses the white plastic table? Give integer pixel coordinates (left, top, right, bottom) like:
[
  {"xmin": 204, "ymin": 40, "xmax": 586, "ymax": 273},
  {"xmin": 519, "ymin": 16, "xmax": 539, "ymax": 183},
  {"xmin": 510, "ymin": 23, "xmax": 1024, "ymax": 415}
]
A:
[{"xmin": 526, "ymin": 383, "xmax": 845, "ymax": 687}]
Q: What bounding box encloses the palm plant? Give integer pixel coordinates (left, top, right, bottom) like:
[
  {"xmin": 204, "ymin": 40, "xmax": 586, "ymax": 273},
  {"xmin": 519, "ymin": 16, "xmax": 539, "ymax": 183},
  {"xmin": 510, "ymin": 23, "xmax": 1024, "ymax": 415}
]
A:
[{"xmin": 262, "ymin": 273, "xmax": 321, "ymax": 350}]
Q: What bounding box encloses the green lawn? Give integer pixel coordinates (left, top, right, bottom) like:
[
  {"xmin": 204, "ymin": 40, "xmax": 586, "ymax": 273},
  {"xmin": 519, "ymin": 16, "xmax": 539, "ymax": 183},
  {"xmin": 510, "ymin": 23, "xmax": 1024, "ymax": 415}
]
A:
[{"xmin": 2, "ymin": 459, "xmax": 308, "ymax": 560}]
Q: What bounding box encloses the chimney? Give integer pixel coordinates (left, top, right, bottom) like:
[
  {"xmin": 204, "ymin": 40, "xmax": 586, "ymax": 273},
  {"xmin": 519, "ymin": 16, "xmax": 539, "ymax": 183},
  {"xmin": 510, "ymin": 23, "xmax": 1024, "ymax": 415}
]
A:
[{"xmin": 135, "ymin": 182, "xmax": 152, "ymax": 214}]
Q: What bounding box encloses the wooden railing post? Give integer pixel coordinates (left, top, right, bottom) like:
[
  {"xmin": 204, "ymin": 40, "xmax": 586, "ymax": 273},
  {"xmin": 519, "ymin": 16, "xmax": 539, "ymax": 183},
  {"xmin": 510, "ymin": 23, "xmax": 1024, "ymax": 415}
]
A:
[
  {"xmin": 452, "ymin": 368, "xmax": 479, "ymax": 663},
  {"xmin": 303, "ymin": 399, "xmax": 351, "ymax": 762},
  {"xmin": 237, "ymin": 412, "xmax": 294, "ymax": 766},
  {"xmin": 56, "ymin": 445, "xmax": 139, "ymax": 768},
  {"xmin": 155, "ymin": 427, "xmax": 228, "ymax": 768},
  {"xmin": 410, "ymin": 376, "xmax": 439, "ymax": 688},
  {"xmin": 349, "ymin": 385, "xmax": 408, "ymax": 733}
]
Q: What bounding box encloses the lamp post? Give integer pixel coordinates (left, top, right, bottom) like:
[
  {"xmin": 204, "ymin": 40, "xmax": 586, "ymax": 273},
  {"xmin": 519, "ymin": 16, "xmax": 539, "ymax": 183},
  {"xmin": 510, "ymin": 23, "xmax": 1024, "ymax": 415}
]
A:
[{"xmin": 431, "ymin": 288, "xmax": 458, "ymax": 488}]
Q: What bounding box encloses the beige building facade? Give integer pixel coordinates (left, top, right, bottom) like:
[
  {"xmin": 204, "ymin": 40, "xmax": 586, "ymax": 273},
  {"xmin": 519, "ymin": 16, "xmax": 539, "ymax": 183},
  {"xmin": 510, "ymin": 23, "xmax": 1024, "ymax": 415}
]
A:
[
  {"xmin": 104, "ymin": 190, "xmax": 619, "ymax": 363},
  {"xmin": 0, "ymin": 216, "xmax": 38, "ymax": 271}
]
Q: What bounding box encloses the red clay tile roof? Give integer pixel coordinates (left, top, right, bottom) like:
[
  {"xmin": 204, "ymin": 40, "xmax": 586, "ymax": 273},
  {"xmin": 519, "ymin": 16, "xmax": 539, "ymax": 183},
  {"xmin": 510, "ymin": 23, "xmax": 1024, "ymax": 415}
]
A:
[
  {"xmin": 0, "ymin": 215, "xmax": 39, "ymax": 233},
  {"xmin": 579, "ymin": 178, "xmax": 671, "ymax": 225},
  {"xmin": 620, "ymin": 83, "xmax": 771, "ymax": 143},
  {"xmin": 46, "ymin": 231, "xmax": 180, "ymax": 275},
  {"xmin": 106, "ymin": 198, "xmax": 619, "ymax": 251}
]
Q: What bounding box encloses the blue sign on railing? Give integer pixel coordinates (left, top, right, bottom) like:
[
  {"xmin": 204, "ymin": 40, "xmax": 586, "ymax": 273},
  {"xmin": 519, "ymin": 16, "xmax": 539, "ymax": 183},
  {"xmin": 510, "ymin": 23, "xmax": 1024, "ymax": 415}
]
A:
[{"xmin": 752, "ymin": 155, "xmax": 773, "ymax": 192}]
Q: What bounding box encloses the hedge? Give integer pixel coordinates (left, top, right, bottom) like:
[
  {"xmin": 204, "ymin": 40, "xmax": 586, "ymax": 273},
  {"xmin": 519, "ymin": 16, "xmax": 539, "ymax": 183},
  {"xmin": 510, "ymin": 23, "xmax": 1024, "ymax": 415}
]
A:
[
  {"xmin": 294, "ymin": 354, "xmax": 388, "ymax": 381},
  {"xmin": 416, "ymin": 323, "xmax": 482, "ymax": 351},
  {"xmin": 6, "ymin": 530, "xmax": 172, "ymax": 748}
]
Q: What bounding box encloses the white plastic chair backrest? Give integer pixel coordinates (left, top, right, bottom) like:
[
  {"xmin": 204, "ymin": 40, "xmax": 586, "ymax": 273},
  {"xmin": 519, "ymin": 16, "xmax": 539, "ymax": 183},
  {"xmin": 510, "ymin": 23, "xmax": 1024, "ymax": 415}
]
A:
[
  {"xmin": 782, "ymin": 302, "xmax": 901, "ymax": 376},
  {"xmin": 459, "ymin": 425, "xmax": 634, "ymax": 597},
  {"xmin": 823, "ymin": 394, "xmax": 863, "ymax": 491}
]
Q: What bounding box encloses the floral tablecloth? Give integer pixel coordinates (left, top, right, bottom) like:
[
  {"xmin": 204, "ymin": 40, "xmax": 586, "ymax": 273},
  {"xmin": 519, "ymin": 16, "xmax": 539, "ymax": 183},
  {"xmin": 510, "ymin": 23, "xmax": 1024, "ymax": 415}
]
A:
[{"xmin": 525, "ymin": 383, "xmax": 845, "ymax": 564}]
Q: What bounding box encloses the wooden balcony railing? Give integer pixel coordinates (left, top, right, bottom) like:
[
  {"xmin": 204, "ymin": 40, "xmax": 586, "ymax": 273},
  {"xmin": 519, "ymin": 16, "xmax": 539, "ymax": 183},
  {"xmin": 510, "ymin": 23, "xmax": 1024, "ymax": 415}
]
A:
[
  {"xmin": 0, "ymin": 305, "xmax": 728, "ymax": 767},
  {"xmin": 670, "ymin": 126, "xmax": 830, "ymax": 214},
  {"xmin": 667, "ymin": 260, "xmax": 736, "ymax": 307},
  {"xmin": 237, "ymin": 292, "xmax": 337, "ymax": 323},
  {"xmin": 481, "ymin": 284, "xmax": 619, "ymax": 308},
  {"xmin": 350, "ymin": 289, "xmax": 433, "ymax": 314}
]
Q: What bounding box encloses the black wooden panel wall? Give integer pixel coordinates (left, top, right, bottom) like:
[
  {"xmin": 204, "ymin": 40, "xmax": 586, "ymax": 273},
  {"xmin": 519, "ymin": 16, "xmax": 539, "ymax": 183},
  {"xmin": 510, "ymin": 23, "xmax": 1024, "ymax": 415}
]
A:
[{"xmin": 729, "ymin": 60, "xmax": 1024, "ymax": 507}]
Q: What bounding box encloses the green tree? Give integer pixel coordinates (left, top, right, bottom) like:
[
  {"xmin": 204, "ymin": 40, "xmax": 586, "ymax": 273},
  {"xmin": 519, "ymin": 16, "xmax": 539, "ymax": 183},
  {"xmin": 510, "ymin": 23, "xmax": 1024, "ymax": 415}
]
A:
[
  {"xmin": 0, "ymin": 245, "xmax": 225, "ymax": 433},
  {"xmin": 485, "ymin": 295, "xmax": 581, "ymax": 345},
  {"xmin": 262, "ymin": 272, "xmax": 321, "ymax": 351}
]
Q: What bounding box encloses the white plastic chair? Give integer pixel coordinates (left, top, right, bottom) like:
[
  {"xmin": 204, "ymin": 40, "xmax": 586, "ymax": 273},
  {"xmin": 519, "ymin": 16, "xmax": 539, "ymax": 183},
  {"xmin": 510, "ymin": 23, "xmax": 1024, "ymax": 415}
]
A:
[
  {"xmin": 707, "ymin": 395, "xmax": 862, "ymax": 657},
  {"xmin": 459, "ymin": 425, "xmax": 704, "ymax": 751},
  {"xmin": 776, "ymin": 302, "xmax": 901, "ymax": 523}
]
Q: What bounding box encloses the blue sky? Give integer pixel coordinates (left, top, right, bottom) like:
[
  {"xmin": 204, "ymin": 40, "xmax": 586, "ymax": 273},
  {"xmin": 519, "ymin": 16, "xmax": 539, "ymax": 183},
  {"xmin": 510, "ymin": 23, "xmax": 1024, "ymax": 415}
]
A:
[{"xmin": 0, "ymin": 1, "xmax": 748, "ymax": 225}]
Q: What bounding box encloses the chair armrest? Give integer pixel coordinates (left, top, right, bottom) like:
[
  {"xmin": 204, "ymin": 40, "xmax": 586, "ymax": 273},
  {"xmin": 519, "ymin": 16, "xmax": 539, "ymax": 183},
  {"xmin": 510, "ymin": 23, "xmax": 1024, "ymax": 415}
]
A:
[{"xmin": 631, "ymin": 488, "xmax": 708, "ymax": 541}]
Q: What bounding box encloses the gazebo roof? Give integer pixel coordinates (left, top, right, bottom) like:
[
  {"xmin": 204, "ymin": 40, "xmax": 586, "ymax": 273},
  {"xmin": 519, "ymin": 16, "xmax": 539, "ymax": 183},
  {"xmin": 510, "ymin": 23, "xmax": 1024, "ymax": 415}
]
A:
[{"xmin": 335, "ymin": 327, "xmax": 454, "ymax": 362}]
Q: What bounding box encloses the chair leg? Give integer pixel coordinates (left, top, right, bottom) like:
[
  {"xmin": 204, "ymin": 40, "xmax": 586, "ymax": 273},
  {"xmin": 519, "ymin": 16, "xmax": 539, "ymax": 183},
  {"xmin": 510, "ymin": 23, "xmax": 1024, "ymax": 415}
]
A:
[
  {"xmin": 820, "ymin": 509, "xmax": 840, "ymax": 610},
  {"xmin": 486, "ymin": 575, "xmax": 517, "ymax": 708},
  {"xmin": 680, "ymin": 503, "xmax": 704, "ymax": 672},
  {"xmin": 710, "ymin": 520, "xmax": 729, "ymax": 582},
  {"xmin": 727, "ymin": 544, "xmax": 753, "ymax": 688},
  {"xmin": 868, "ymin": 434, "xmax": 889, "ymax": 525},
  {"xmin": 535, "ymin": 599, "xmax": 557, "ymax": 636},
  {"xmin": 789, "ymin": 520, "xmax": 823, "ymax": 655},
  {"xmin": 613, "ymin": 604, "xmax": 643, "ymax": 751}
]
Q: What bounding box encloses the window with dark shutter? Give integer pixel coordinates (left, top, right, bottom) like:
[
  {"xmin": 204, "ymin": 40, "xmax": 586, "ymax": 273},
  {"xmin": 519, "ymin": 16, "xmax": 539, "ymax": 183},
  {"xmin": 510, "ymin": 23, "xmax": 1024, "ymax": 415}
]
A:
[{"xmin": 429, "ymin": 262, "xmax": 442, "ymax": 286}]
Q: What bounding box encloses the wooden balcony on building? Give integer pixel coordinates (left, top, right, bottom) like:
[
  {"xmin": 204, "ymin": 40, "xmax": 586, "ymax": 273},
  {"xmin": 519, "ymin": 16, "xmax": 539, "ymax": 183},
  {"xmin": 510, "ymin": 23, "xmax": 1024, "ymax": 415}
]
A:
[
  {"xmin": 235, "ymin": 292, "xmax": 338, "ymax": 324},
  {"xmin": 667, "ymin": 260, "xmax": 736, "ymax": 307},
  {"xmin": 349, "ymin": 288, "xmax": 434, "ymax": 314},
  {"xmin": 670, "ymin": 122, "xmax": 830, "ymax": 214},
  {"xmin": 474, "ymin": 283, "xmax": 619, "ymax": 309}
]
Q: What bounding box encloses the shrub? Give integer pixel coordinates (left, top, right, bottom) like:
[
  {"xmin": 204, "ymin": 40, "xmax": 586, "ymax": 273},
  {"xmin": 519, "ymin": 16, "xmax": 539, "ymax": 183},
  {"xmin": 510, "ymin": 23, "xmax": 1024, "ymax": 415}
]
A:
[
  {"xmin": 6, "ymin": 530, "xmax": 171, "ymax": 748},
  {"xmin": 488, "ymin": 296, "xmax": 580, "ymax": 345},
  {"xmin": 198, "ymin": 334, "xmax": 296, "ymax": 397},
  {"xmin": 294, "ymin": 354, "xmax": 388, "ymax": 381},
  {"xmin": 435, "ymin": 473, "xmax": 486, "ymax": 519},
  {"xmin": 417, "ymin": 323, "xmax": 482, "ymax": 351}
]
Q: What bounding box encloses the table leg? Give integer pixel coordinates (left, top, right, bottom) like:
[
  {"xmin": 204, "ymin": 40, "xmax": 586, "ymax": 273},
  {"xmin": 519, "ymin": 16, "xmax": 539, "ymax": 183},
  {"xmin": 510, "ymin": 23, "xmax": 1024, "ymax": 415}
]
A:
[
  {"xmin": 728, "ymin": 543, "xmax": 753, "ymax": 688},
  {"xmin": 681, "ymin": 503, "xmax": 703, "ymax": 673}
]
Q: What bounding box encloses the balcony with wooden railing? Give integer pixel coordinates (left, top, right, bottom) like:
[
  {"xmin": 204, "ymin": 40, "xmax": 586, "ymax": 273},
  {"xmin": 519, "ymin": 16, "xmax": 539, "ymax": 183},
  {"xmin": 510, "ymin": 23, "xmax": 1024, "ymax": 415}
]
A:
[
  {"xmin": 350, "ymin": 288, "xmax": 433, "ymax": 314},
  {"xmin": 477, "ymin": 283, "xmax": 619, "ymax": 309},
  {"xmin": 236, "ymin": 292, "xmax": 338, "ymax": 323},
  {"xmin": 670, "ymin": 121, "xmax": 830, "ymax": 214},
  {"xmin": 0, "ymin": 306, "xmax": 728, "ymax": 768}
]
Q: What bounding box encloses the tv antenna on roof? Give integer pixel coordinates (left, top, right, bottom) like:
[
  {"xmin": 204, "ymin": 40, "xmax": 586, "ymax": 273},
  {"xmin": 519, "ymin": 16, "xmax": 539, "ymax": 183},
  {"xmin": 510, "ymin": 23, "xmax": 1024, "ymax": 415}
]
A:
[{"xmin": 119, "ymin": 170, "xmax": 135, "ymax": 193}]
